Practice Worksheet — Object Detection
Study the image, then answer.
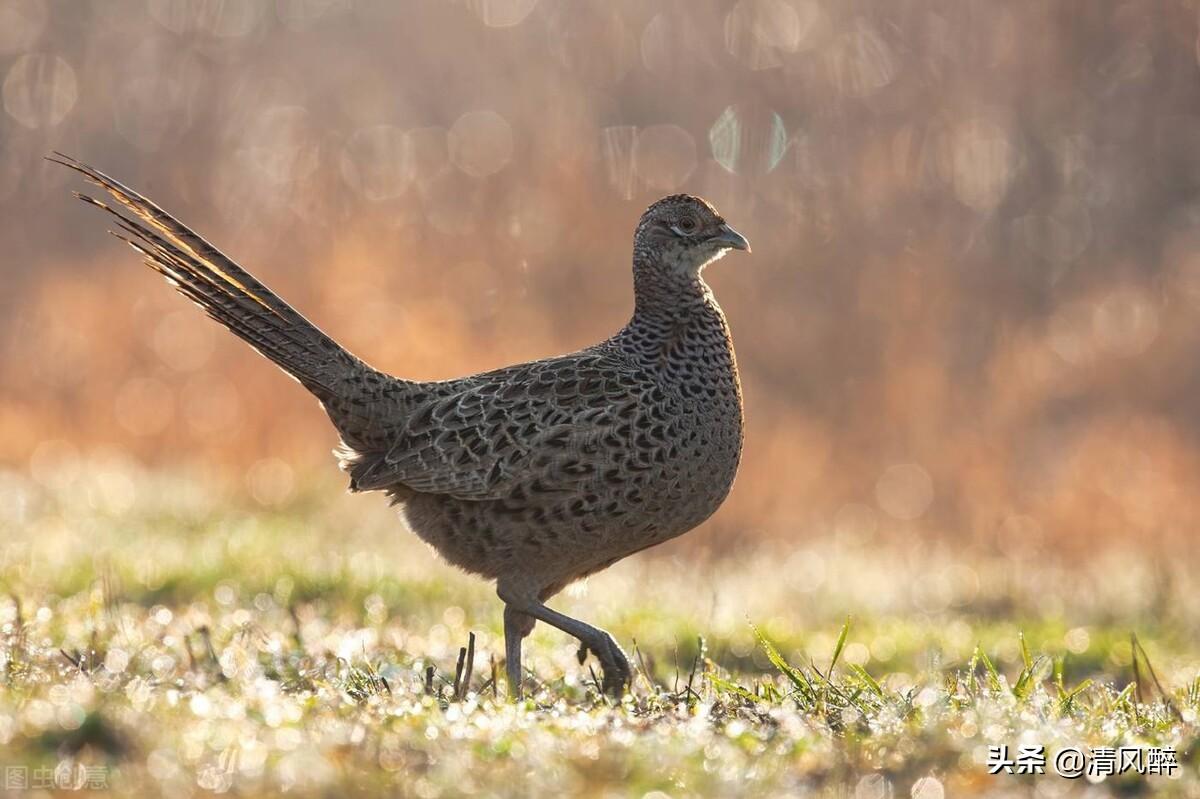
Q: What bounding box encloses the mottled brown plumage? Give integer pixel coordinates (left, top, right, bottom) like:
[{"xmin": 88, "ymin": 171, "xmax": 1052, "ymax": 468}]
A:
[{"xmin": 52, "ymin": 154, "xmax": 750, "ymax": 696}]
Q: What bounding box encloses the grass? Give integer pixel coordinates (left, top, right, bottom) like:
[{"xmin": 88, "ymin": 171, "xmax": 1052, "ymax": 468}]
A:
[{"xmin": 0, "ymin": 463, "xmax": 1197, "ymax": 797}]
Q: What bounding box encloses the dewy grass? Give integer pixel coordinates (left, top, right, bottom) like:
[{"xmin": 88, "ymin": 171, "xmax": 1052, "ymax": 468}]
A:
[{"xmin": 0, "ymin": 465, "xmax": 1197, "ymax": 797}]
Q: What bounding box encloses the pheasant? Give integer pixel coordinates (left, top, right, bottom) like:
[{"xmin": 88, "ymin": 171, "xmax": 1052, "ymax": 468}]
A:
[{"xmin": 52, "ymin": 153, "xmax": 751, "ymax": 697}]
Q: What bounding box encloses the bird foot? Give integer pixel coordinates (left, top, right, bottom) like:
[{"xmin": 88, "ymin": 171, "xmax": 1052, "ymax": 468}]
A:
[{"xmin": 585, "ymin": 632, "xmax": 630, "ymax": 697}]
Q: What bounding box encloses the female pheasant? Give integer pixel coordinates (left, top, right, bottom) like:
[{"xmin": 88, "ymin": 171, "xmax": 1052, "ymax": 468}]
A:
[{"xmin": 53, "ymin": 154, "xmax": 751, "ymax": 697}]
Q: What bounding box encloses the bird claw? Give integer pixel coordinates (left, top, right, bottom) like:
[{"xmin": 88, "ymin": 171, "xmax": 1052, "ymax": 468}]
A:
[
  {"xmin": 574, "ymin": 634, "xmax": 628, "ymax": 695},
  {"xmin": 587, "ymin": 633, "xmax": 631, "ymax": 697},
  {"xmin": 600, "ymin": 656, "xmax": 631, "ymax": 696}
]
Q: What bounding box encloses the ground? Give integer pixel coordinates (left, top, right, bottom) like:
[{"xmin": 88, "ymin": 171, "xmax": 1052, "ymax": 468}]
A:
[{"xmin": 0, "ymin": 464, "xmax": 1196, "ymax": 797}]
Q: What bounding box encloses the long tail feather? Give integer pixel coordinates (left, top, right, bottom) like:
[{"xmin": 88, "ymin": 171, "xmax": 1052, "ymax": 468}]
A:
[{"xmin": 49, "ymin": 152, "xmax": 360, "ymax": 399}]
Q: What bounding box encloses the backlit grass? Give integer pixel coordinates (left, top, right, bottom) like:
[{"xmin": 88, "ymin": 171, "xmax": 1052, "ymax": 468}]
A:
[{"xmin": 0, "ymin": 464, "xmax": 1196, "ymax": 797}]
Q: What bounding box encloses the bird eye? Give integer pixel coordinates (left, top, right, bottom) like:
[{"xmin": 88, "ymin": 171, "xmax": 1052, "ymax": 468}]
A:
[{"xmin": 675, "ymin": 216, "xmax": 698, "ymax": 234}]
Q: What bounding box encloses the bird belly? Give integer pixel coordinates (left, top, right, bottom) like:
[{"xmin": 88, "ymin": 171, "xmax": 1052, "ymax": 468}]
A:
[{"xmin": 397, "ymin": 402, "xmax": 742, "ymax": 590}]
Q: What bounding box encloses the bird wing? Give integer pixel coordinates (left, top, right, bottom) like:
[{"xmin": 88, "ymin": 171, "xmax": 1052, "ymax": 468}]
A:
[{"xmin": 347, "ymin": 352, "xmax": 651, "ymax": 500}]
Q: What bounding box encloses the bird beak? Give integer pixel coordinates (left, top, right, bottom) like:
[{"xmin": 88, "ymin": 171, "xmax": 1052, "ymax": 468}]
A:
[{"xmin": 710, "ymin": 223, "xmax": 751, "ymax": 253}]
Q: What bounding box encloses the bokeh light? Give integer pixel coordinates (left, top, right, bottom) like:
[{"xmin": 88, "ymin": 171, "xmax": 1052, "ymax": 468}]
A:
[
  {"xmin": 709, "ymin": 104, "xmax": 788, "ymax": 176},
  {"xmin": 147, "ymin": 0, "xmax": 265, "ymax": 37},
  {"xmin": 466, "ymin": 0, "xmax": 539, "ymax": 29},
  {"xmin": 448, "ymin": 110, "xmax": 513, "ymax": 179},
  {"xmin": 724, "ymin": 0, "xmax": 806, "ymax": 71},
  {"xmin": 3, "ymin": 52, "xmax": 76, "ymax": 128},
  {"xmin": 340, "ymin": 125, "xmax": 414, "ymax": 201},
  {"xmin": 0, "ymin": 1, "xmax": 1197, "ymax": 557},
  {"xmin": 827, "ymin": 21, "xmax": 897, "ymax": 97},
  {"xmin": 875, "ymin": 464, "xmax": 934, "ymax": 522}
]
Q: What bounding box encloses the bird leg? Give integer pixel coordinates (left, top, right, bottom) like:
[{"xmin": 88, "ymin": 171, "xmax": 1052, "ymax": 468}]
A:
[
  {"xmin": 500, "ymin": 593, "xmax": 630, "ymax": 697},
  {"xmin": 503, "ymin": 606, "xmax": 536, "ymax": 699}
]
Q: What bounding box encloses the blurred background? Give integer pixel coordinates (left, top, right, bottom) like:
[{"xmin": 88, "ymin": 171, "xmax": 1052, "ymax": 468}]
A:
[{"xmin": 2, "ymin": 0, "xmax": 1200, "ymax": 557}]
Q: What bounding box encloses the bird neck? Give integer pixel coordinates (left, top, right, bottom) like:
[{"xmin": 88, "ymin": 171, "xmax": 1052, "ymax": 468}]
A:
[{"xmin": 630, "ymin": 258, "xmax": 715, "ymax": 324}]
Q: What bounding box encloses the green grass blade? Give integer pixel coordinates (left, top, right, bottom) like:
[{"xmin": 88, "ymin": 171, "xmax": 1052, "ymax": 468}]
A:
[
  {"xmin": 751, "ymin": 623, "xmax": 814, "ymax": 701},
  {"xmin": 829, "ymin": 617, "xmax": 851, "ymax": 673},
  {"xmin": 708, "ymin": 674, "xmax": 759, "ymax": 703},
  {"xmin": 976, "ymin": 645, "xmax": 1002, "ymax": 692},
  {"xmin": 849, "ymin": 664, "xmax": 884, "ymax": 698},
  {"xmin": 1059, "ymin": 678, "xmax": 1093, "ymax": 713}
]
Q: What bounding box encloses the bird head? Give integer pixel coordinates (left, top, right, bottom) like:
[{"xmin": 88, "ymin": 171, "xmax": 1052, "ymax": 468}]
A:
[{"xmin": 633, "ymin": 194, "xmax": 751, "ymax": 277}]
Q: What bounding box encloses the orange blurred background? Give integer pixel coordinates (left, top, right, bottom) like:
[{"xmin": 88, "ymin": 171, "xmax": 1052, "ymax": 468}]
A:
[{"xmin": 3, "ymin": 0, "xmax": 1200, "ymax": 554}]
